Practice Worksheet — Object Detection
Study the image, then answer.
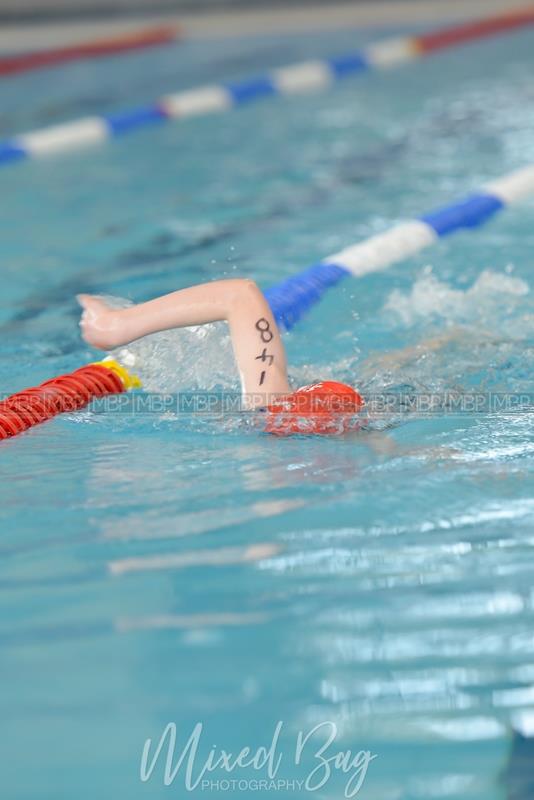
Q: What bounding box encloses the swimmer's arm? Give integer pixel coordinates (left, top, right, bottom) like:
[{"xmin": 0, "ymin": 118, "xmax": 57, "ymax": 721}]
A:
[
  {"xmin": 78, "ymin": 279, "xmax": 291, "ymax": 403},
  {"xmin": 360, "ymin": 326, "xmax": 467, "ymax": 374},
  {"xmin": 359, "ymin": 430, "xmax": 459, "ymax": 460}
]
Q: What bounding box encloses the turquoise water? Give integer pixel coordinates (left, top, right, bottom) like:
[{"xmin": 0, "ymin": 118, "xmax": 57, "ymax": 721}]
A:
[{"xmin": 1, "ymin": 24, "xmax": 534, "ymax": 800}]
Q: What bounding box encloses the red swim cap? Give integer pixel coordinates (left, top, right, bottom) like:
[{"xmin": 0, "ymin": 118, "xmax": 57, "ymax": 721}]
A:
[{"xmin": 265, "ymin": 381, "xmax": 364, "ymax": 436}]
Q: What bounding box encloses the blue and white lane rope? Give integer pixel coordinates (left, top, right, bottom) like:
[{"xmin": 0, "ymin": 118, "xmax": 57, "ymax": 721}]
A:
[
  {"xmin": 263, "ymin": 164, "xmax": 534, "ymax": 329},
  {"xmin": 0, "ymin": 39, "xmax": 417, "ymax": 166},
  {"xmin": 2, "ymin": 8, "xmax": 534, "ymax": 167}
]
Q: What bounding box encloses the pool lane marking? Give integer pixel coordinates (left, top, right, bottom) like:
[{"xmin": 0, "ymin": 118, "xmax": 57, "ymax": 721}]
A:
[
  {"xmin": 0, "ymin": 26, "xmax": 180, "ymax": 79},
  {"xmin": 263, "ymin": 164, "xmax": 534, "ymax": 329},
  {"xmin": 1, "ymin": 6, "xmax": 534, "ymax": 166}
]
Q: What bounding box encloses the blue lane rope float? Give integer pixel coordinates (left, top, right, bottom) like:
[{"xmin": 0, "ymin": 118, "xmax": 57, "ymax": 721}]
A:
[
  {"xmin": 263, "ymin": 164, "xmax": 534, "ymax": 329},
  {"xmin": 1, "ymin": 7, "xmax": 534, "ymax": 167}
]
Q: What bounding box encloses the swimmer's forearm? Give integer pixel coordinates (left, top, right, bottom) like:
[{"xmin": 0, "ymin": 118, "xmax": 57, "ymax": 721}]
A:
[
  {"xmin": 79, "ymin": 279, "xmax": 291, "ymax": 399},
  {"xmin": 115, "ymin": 280, "xmax": 242, "ymax": 340}
]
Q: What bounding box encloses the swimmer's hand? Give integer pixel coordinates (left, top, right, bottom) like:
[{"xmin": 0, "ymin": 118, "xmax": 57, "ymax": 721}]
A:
[{"xmin": 77, "ymin": 294, "xmax": 123, "ymax": 351}]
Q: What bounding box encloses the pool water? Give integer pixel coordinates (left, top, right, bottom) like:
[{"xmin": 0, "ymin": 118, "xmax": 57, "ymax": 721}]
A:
[{"xmin": 1, "ymin": 22, "xmax": 534, "ymax": 800}]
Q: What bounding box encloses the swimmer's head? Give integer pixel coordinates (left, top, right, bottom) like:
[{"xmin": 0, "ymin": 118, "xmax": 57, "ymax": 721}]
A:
[{"xmin": 265, "ymin": 381, "xmax": 364, "ymax": 436}]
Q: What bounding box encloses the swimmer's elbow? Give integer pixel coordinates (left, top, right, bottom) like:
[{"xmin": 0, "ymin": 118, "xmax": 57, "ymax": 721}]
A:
[
  {"xmin": 228, "ymin": 278, "xmax": 265, "ymax": 309},
  {"xmin": 238, "ymin": 278, "xmax": 262, "ymax": 296}
]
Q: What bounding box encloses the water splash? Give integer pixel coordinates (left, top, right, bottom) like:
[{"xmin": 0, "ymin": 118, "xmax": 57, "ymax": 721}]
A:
[
  {"xmin": 100, "ymin": 295, "xmax": 238, "ymax": 393},
  {"xmin": 384, "ymin": 268, "xmax": 529, "ymax": 329}
]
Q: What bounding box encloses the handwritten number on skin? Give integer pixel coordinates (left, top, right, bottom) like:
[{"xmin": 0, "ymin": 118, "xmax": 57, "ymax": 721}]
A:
[
  {"xmin": 255, "ymin": 318, "xmax": 274, "ymax": 343},
  {"xmin": 255, "ymin": 348, "xmax": 274, "ymax": 366},
  {"xmin": 255, "ymin": 319, "xmax": 275, "ymax": 387}
]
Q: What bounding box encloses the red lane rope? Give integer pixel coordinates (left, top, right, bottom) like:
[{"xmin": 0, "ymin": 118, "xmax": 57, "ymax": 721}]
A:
[
  {"xmin": 0, "ymin": 25, "xmax": 180, "ymax": 78},
  {"xmin": 0, "ymin": 364, "xmax": 124, "ymax": 441},
  {"xmin": 416, "ymin": 7, "xmax": 534, "ymax": 53}
]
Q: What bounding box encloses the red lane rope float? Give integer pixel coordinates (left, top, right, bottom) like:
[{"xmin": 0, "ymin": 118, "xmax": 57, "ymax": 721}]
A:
[
  {"xmin": 416, "ymin": 7, "xmax": 534, "ymax": 54},
  {"xmin": 0, "ymin": 363, "xmax": 126, "ymax": 441},
  {"xmin": 0, "ymin": 25, "xmax": 180, "ymax": 78}
]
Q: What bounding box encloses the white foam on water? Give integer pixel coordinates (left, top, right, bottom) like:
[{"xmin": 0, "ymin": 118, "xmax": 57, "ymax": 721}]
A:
[
  {"xmin": 115, "ymin": 322, "xmax": 239, "ymax": 393},
  {"xmin": 384, "ymin": 269, "xmax": 529, "ymax": 328}
]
